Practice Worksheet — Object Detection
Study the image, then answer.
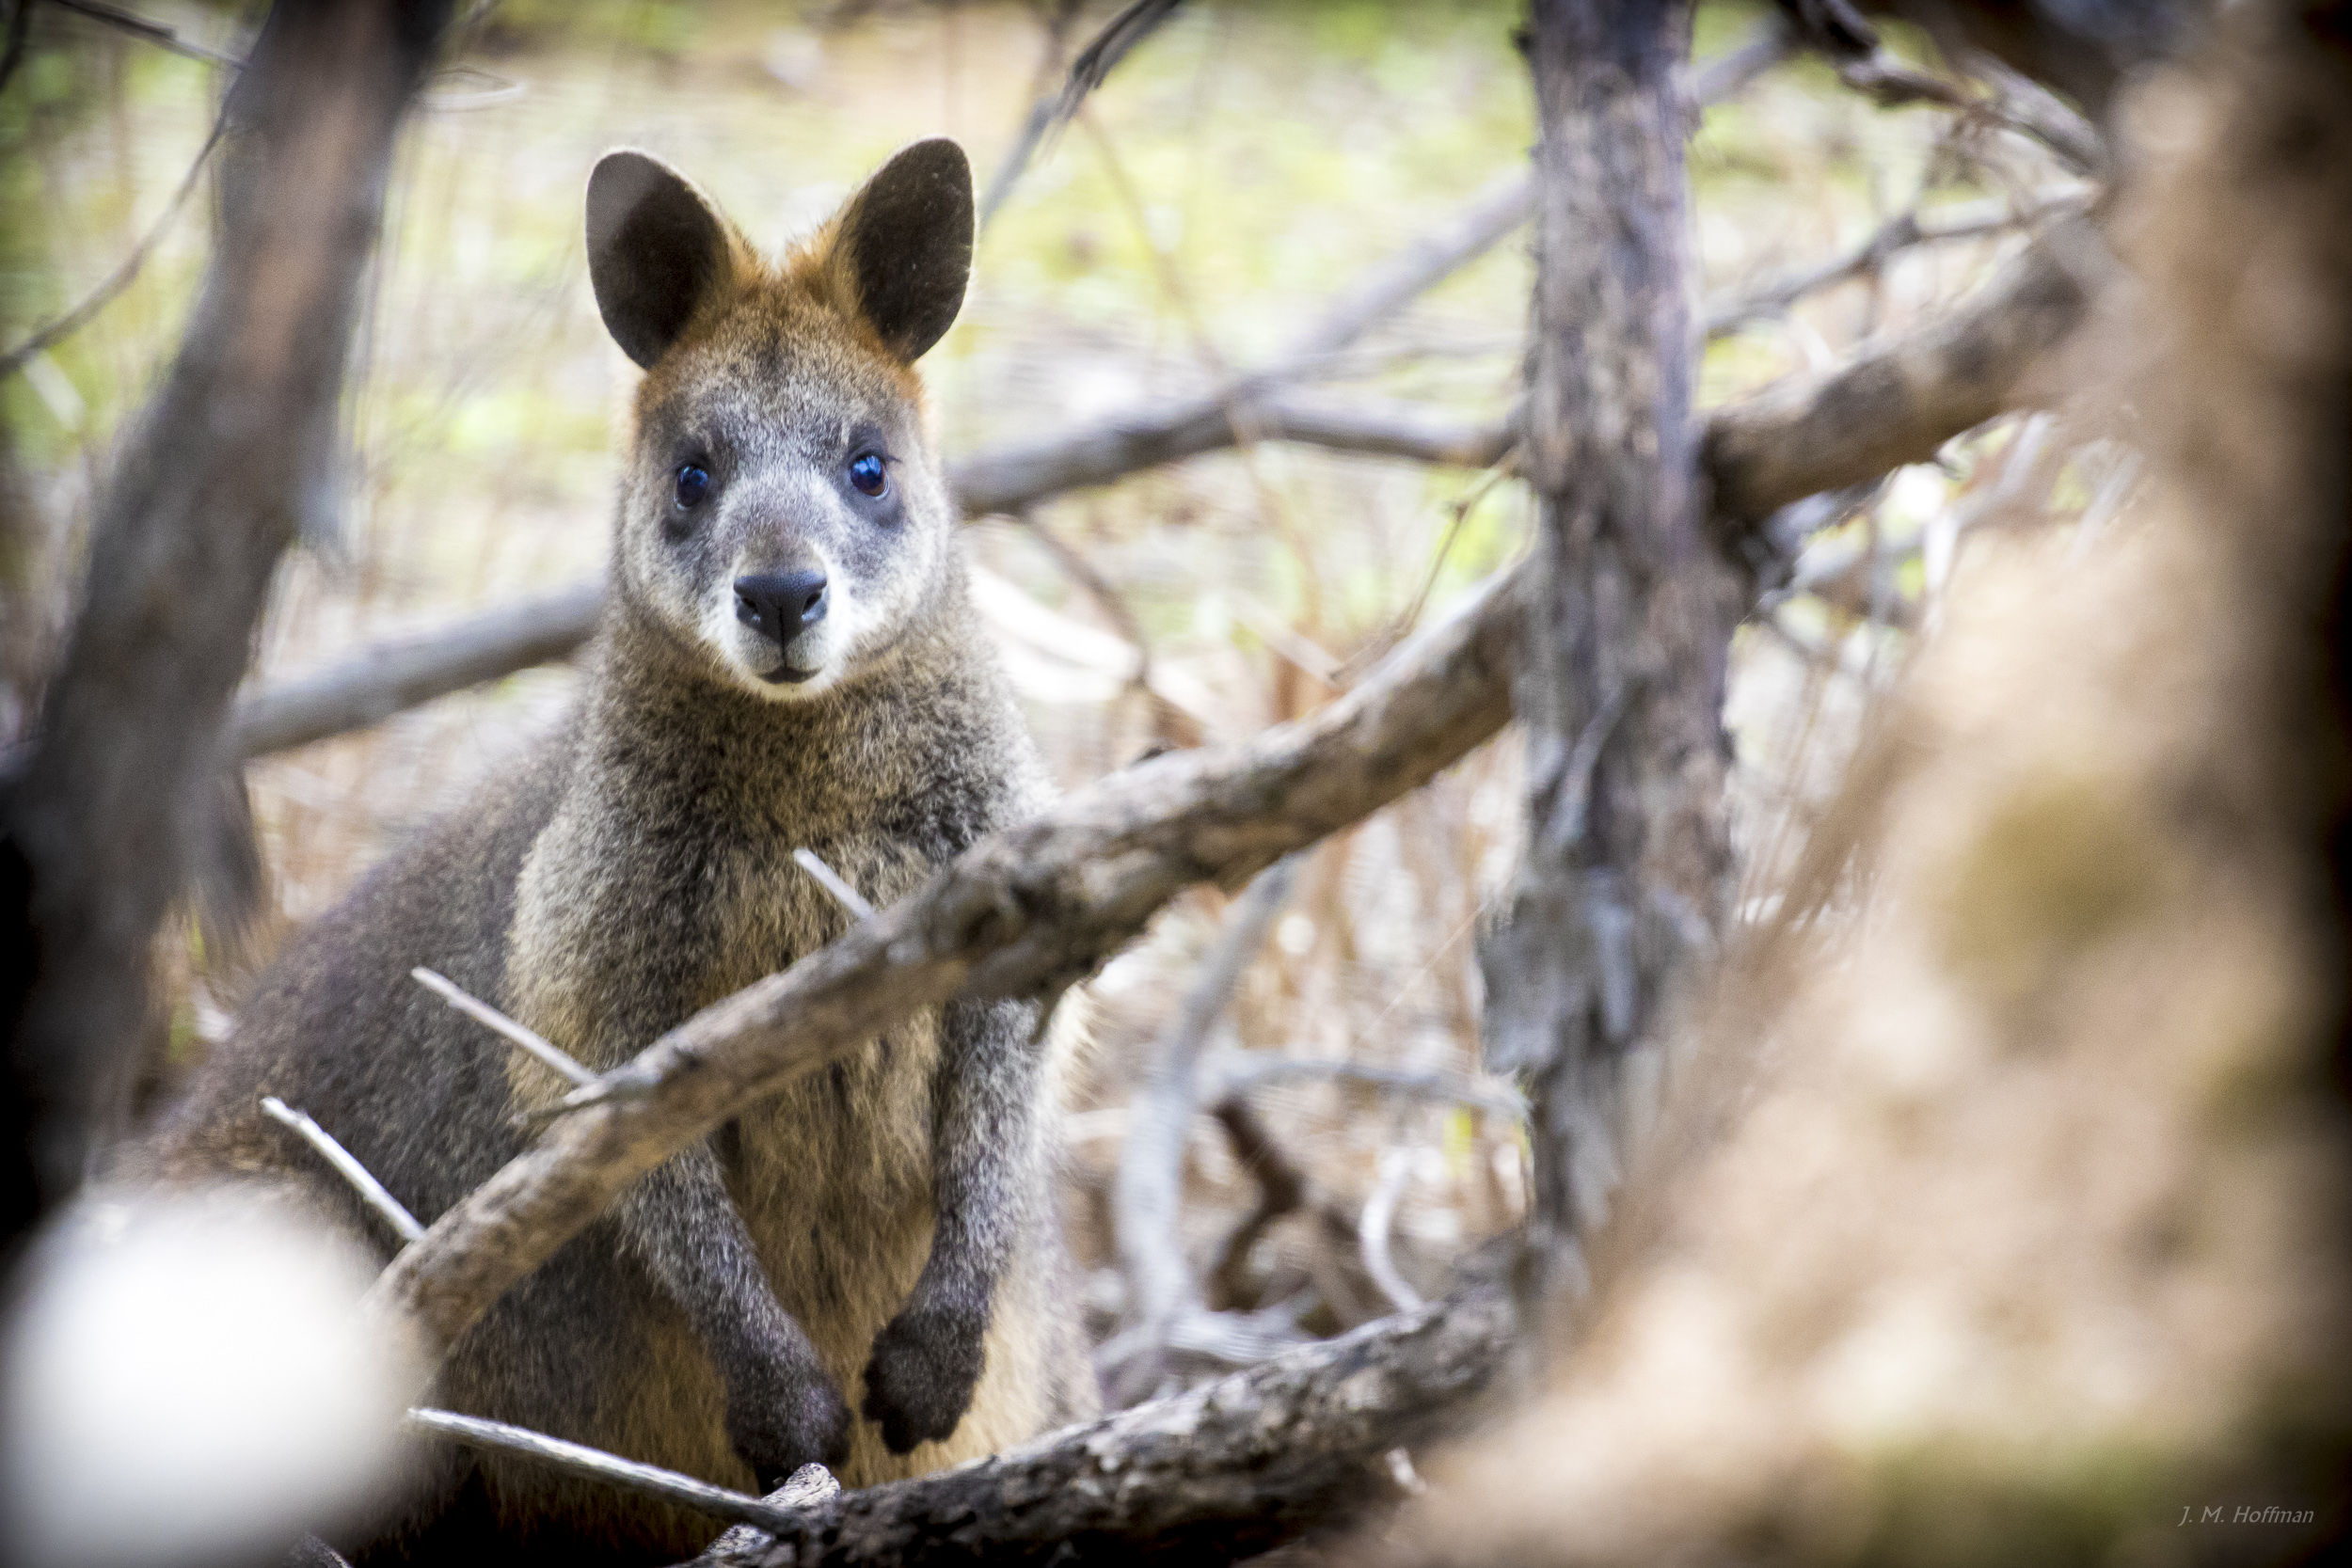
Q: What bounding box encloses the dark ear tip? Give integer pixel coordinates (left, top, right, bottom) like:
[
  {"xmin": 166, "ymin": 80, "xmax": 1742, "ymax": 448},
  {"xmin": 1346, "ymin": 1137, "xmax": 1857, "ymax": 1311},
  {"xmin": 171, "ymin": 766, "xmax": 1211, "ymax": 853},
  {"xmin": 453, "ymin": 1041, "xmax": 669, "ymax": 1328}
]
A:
[
  {"xmin": 879, "ymin": 137, "xmax": 974, "ymax": 218},
  {"xmin": 585, "ymin": 149, "xmax": 675, "ymax": 237}
]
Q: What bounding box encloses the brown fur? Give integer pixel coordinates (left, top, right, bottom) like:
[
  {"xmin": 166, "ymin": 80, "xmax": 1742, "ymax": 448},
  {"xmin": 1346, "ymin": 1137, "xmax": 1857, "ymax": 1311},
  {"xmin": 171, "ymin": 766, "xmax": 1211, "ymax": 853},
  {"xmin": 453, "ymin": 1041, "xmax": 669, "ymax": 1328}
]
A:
[{"xmin": 134, "ymin": 141, "xmax": 1096, "ymax": 1564}]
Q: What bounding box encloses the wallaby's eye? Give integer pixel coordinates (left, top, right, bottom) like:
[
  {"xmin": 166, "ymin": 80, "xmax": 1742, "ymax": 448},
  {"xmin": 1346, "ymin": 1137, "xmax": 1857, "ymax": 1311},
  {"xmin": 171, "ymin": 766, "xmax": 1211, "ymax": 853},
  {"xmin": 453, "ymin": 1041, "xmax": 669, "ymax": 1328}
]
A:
[
  {"xmin": 674, "ymin": 464, "xmax": 711, "ymax": 509},
  {"xmin": 848, "ymin": 452, "xmax": 888, "ymax": 499}
]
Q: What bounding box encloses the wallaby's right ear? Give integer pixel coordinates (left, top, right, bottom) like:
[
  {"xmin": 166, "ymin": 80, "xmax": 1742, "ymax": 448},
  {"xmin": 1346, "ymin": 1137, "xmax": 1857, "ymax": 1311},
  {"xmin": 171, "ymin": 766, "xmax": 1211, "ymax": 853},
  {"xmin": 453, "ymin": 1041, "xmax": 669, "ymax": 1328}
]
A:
[{"xmin": 586, "ymin": 150, "xmax": 737, "ymax": 370}]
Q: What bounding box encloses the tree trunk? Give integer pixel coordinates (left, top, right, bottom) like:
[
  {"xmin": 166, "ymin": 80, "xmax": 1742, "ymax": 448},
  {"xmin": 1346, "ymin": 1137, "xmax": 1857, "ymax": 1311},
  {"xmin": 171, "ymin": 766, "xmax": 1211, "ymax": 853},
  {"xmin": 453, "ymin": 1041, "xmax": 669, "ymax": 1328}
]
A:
[{"xmin": 1483, "ymin": 0, "xmax": 1736, "ymax": 1294}]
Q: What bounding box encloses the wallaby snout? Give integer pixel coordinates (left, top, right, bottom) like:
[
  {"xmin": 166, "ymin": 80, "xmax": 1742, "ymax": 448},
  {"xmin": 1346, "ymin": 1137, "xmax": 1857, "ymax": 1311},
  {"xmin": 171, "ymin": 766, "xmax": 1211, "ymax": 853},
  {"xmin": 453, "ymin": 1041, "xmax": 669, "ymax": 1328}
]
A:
[{"xmin": 735, "ymin": 568, "xmax": 830, "ymax": 677}]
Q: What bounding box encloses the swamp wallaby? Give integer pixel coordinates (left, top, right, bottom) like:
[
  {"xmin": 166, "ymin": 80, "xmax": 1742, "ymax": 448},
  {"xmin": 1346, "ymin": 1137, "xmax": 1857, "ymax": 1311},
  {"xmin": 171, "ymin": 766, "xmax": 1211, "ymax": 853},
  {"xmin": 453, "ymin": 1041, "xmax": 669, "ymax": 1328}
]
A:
[{"xmin": 139, "ymin": 138, "xmax": 1097, "ymax": 1563}]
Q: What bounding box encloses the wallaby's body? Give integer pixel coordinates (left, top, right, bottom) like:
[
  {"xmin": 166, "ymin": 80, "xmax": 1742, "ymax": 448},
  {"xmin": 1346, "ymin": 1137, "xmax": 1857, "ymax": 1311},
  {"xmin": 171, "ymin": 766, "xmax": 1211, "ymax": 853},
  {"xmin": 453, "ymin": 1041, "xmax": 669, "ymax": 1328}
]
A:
[{"xmin": 139, "ymin": 141, "xmax": 1096, "ymax": 1563}]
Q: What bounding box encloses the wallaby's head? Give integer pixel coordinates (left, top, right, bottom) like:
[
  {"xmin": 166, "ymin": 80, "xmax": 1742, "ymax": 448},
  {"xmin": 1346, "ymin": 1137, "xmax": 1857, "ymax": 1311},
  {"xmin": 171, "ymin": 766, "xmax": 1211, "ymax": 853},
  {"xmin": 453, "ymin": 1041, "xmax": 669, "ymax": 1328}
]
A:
[{"xmin": 585, "ymin": 139, "xmax": 973, "ymax": 702}]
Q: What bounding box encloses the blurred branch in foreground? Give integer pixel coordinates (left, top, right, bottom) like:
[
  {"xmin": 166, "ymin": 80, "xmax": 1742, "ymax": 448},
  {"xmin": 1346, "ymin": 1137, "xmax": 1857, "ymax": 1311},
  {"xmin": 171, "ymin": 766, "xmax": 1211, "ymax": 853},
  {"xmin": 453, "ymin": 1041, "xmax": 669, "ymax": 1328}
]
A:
[
  {"xmin": 1, "ymin": 0, "xmax": 452, "ymax": 1255},
  {"xmin": 1375, "ymin": 5, "xmax": 2352, "ymax": 1561}
]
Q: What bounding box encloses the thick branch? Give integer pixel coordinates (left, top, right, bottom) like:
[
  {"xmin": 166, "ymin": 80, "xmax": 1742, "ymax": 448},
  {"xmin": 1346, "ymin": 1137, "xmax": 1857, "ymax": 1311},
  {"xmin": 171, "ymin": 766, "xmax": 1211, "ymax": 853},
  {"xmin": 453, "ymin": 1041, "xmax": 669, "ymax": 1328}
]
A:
[{"xmin": 1703, "ymin": 214, "xmax": 2104, "ymax": 522}]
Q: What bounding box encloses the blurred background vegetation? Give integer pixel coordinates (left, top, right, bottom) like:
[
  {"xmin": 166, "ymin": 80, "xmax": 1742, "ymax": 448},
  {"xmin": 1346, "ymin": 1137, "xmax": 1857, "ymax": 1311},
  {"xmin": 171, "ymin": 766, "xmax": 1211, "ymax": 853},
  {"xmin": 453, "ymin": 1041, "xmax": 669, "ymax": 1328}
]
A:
[{"xmin": 0, "ymin": 0, "xmax": 2096, "ymax": 1376}]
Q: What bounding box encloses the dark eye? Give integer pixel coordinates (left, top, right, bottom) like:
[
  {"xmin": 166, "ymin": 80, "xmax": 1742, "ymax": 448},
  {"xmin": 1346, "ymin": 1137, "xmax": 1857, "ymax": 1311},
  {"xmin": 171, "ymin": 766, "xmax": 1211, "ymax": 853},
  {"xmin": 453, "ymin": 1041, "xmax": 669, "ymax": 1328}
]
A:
[
  {"xmin": 848, "ymin": 452, "xmax": 887, "ymax": 499},
  {"xmin": 674, "ymin": 464, "xmax": 710, "ymax": 509}
]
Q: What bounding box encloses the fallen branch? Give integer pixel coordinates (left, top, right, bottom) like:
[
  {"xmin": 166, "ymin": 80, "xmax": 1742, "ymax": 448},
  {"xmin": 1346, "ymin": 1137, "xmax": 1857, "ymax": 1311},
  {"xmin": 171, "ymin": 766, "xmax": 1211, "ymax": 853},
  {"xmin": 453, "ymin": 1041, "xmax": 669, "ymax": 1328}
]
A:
[{"xmin": 708, "ymin": 1280, "xmax": 1518, "ymax": 1568}]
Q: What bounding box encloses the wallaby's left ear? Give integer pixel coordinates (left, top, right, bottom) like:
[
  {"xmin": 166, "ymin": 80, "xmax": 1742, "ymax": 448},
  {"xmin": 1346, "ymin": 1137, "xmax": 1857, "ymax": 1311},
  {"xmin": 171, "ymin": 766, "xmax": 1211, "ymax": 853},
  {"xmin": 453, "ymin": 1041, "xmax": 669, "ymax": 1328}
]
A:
[{"xmin": 828, "ymin": 138, "xmax": 974, "ymax": 363}]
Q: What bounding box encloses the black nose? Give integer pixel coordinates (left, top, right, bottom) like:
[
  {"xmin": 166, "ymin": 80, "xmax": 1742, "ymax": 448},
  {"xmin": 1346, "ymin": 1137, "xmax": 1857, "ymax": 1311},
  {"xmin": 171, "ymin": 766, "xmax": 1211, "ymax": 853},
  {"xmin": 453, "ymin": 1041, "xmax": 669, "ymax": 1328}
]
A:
[{"xmin": 734, "ymin": 569, "xmax": 828, "ymax": 646}]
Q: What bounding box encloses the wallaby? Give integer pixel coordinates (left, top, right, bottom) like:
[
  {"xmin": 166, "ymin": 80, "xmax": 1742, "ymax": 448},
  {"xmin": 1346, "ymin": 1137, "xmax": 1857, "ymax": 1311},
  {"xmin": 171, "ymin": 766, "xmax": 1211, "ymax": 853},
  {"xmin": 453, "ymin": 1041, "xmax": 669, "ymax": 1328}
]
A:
[{"xmin": 137, "ymin": 139, "xmax": 1097, "ymax": 1563}]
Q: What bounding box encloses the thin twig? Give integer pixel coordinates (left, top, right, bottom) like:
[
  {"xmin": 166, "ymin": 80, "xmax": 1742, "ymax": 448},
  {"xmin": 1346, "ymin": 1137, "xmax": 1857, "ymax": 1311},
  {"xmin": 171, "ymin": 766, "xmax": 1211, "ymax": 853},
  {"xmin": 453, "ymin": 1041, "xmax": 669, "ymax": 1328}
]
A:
[
  {"xmin": 49, "ymin": 0, "xmax": 244, "ymax": 69},
  {"xmin": 402, "ymin": 1407, "xmax": 834, "ymax": 1534},
  {"xmin": 978, "ymin": 0, "xmax": 1187, "ymax": 225},
  {"xmin": 790, "ymin": 847, "xmax": 874, "ymax": 922},
  {"xmin": 1359, "ymin": 1148, "xmax": 1423, "ymax": 1314},
  {"xmin": 0, "ymin": 103, "xmax": 230, "ymax": 380},
  {"xmin": 411, "ymin": 967, "xmax": 596, "ymax": 1088},
  {"xmin": 1108, "ymin": 857, "xmax": 1306, "ymax": 1403},
  {"xmin": 1218, "ymin": 1056, "xmax": 1525, "ymax": 1120},
  {"xmin": 1706, "ymin": 190, "xmax": 2088, "ymax": 339},
  {"xmin": 260, "ymin": 1096, "xmax": 424, "ymax": 1244}
]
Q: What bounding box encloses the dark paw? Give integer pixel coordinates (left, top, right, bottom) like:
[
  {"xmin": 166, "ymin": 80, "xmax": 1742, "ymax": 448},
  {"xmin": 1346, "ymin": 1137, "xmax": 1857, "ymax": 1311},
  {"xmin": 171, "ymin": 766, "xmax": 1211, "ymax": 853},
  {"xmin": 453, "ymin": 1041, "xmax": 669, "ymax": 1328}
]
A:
[
  {"xmin": 727, "ymin": 1369, "xmax": 851, "ymax": 1491},
  {"xmin": 861, "ymin": 1304, "xmax": 987, "ymax": 1454}
]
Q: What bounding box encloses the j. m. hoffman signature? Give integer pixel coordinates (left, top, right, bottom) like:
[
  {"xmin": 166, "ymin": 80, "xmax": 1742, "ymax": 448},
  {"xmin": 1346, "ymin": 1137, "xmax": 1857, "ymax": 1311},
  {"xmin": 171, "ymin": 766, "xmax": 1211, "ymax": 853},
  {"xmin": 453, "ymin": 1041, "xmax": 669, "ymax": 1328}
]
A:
[{"xmin": 2178, "ymin": 1506, "xmax": 2316, "ymax": 1526}]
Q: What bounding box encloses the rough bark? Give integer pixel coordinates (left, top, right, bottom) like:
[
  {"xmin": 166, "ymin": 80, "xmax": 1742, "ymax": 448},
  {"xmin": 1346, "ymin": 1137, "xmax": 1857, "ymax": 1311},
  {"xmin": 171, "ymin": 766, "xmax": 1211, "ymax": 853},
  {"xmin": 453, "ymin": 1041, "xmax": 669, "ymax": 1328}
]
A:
[
  {"xmin": 0, "ymin": 0, "xmax": 450, "ymax": 1249},
  {"xmin": 1480, "ymin": 0, "xmax": 1732, "ymax": 1287}
]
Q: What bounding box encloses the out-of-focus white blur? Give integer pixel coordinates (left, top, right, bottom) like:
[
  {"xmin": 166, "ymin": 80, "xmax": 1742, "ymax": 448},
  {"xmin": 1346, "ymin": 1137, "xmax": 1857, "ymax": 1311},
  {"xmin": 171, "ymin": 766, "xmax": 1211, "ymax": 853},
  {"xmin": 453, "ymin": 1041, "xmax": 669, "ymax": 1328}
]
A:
[{"xmin": 0, "ymin": 1189, "xmax": 418, "ymax": 1568}]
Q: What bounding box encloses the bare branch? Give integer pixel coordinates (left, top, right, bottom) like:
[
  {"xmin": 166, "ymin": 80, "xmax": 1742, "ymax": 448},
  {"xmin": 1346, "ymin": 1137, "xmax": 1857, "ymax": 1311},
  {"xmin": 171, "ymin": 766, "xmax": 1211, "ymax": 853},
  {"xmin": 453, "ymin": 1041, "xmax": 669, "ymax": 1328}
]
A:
[
  {"xmin": 1774, "ymin": 0, "xmax": 2105, "ymax": 174},
  {"xmin": 410, "ymin": 966, "xmax": 595, "ymax": 1089},
  {"xmin": 402, "ymin": 1408, "xmax": 834, "ymax": 1536},
  {"xmin": 1220, "ymin": 1056, "xmax": 1525, "ymax": 1120},
  {"xmin": 47, "ymin": 0, "xmax": 245, "ymax": 70},
  {"xmin": 369, "ymin": 556, "xmax": 1523, "ymax": 1352},
  {"xmin": 259, "ymin": 1095, "xmax": 424, "ymax": 1245},
  {"xmin": 229, "ymin": 582, "xmax": 603, "ymax": 759},
  {"xmin": 1107, "ymin": 857, "xmax": 1305, "ymax": 1403},
  {"xmin": 1360, "ymin": 1148, "xmax": 1423, "ymax": 1315},
  {"xmin": 0, "ymin": 107, "xmax": 230, "ymax": 380},
  {"xmin": 680, "ymin": 1467, "xmax": 846, "ymax": 1567},
  {"xmin": 216, "ymin": 390, "xmax": 1509, "ymax": 763},
  {"xmin": 1704, "ymin": 214, "xmax": 2105, "ymax": 523},
  {"xmin": 977, "ymin": 0, "xmax": 1187, "ymax": 225},
  {"xmin": 1704, "ymin": 189, "xmax": 2088, "ymax": 339}
]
